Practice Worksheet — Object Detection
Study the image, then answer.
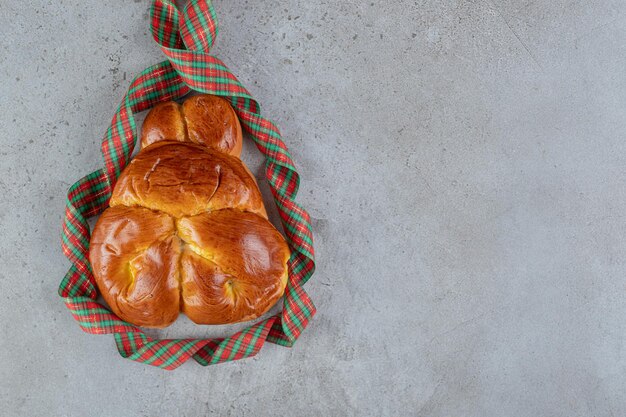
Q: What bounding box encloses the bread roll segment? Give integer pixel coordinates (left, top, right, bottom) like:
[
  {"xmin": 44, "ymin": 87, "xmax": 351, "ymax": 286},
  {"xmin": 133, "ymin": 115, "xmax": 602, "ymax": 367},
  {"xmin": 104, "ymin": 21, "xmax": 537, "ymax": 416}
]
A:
[
  {"xmin": 141, "ymin": 95, "xmax": 243, "ymax": 157},
  {"xmin": 89, "ymin": 94, "xmax": 289, "ymax": 328},
  {"xmin": 140, "ymin": 101, "xmax": 187, "ymax": 147},
  {"xmin": 110, "ymin": 142, "xmax": 267, "ymax": 219},
  {"xmin": 89, "ymin": 206, "xmax": 181, "ymax": 328},
  {"xmin": 177, "ymin": 209, "xmax": 290, "ymax": 325}
]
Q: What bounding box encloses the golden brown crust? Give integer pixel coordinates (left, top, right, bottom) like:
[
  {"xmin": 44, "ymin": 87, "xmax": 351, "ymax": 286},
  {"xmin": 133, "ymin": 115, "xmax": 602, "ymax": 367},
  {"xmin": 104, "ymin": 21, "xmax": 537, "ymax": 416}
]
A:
[
  {"xmin": 140, "ymin": 94, "xmax": 243, "ymax": 157},
  {"xmin": 89, "ymin": 206, "xmax": 181, "ymax": 328},
  {"xmin": 89, "ymin": 206, "xmax": 289, "ymax": 327},
  {"xmin": 110, "ymin": 142, "xmax": 267, "ymax": 219},
  {"xmin": 183, "ymin": 95, "xmax": 243, "ymax": 156},
  {"xmin": 90, "ymin": 95, "xmax": 288, "ymax": 328},
  {"xmin": 177, "ymin": 210, "xmax": 290, "ymax": 324},
  {"xmin": 141, "ymin": 101, "xmax": 187, "ymax": 148}
]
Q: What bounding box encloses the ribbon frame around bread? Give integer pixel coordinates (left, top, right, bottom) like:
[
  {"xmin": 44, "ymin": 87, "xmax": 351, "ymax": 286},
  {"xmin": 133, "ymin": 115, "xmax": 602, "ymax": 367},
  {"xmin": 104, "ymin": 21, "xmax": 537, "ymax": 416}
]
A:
[{"xmin": 59, "ymin": 0, "xmax": 316, "ymax": 369}]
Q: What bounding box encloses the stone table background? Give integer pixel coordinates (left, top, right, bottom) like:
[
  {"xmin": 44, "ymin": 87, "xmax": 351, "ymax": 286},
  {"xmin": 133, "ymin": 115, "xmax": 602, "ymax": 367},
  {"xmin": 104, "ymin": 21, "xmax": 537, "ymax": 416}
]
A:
[{"xmin": 1, "ymin": 0, "xmax": 626, "ymax": 416}]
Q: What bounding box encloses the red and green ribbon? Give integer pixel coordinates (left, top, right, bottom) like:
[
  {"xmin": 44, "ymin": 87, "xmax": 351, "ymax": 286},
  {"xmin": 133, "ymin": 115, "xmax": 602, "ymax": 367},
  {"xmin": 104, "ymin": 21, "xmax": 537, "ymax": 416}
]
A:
[{"xmin": 59, "ymin": 0, "xmax": 316, "ymax": 370}]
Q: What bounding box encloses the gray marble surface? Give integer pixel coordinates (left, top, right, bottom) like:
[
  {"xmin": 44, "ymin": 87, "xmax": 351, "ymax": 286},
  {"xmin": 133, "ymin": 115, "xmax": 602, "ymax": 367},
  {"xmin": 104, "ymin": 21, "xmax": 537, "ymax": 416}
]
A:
[{"xmin": 2, "ymin": 0, "xmax": 626, "ymax": 416}]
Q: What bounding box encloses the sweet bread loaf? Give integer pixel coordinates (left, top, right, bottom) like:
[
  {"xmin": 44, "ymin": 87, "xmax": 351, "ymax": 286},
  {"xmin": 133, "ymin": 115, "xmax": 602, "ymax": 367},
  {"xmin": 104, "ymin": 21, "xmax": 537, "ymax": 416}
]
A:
[{"xmin": 89, "ymin": 95, "xmax": 290, "ymax": 328}]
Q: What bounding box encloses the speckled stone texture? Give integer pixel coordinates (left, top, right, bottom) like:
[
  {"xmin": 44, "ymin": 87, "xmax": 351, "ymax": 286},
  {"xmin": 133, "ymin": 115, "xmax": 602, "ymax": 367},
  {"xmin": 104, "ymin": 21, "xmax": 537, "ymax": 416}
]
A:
[{"xmin": 2, "ymin": 0, "xmax": 626, "ymax": 416}]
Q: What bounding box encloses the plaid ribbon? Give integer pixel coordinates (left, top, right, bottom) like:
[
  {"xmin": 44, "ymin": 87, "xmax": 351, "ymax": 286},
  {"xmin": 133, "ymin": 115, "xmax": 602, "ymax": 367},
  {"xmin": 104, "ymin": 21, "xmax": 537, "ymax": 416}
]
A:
[{"xmin": 59, "ymin": 0, "xmax": 316, "ymax": 370}]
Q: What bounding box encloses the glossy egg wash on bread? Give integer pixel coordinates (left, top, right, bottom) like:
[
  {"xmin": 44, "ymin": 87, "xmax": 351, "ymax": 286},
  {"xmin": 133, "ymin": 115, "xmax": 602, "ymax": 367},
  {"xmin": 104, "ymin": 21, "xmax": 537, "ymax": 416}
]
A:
[{"xmin": 89, "ymin": 95, "xmax": 290, "ymax": 328}]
